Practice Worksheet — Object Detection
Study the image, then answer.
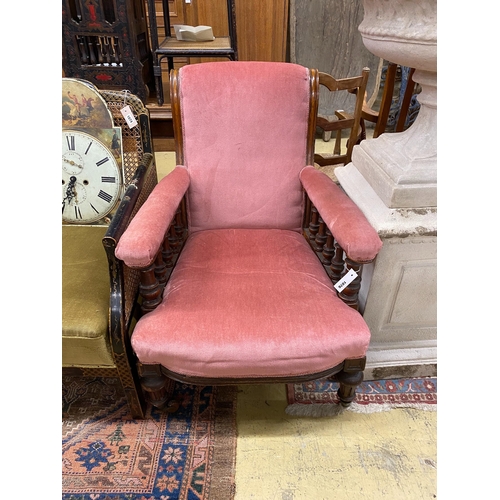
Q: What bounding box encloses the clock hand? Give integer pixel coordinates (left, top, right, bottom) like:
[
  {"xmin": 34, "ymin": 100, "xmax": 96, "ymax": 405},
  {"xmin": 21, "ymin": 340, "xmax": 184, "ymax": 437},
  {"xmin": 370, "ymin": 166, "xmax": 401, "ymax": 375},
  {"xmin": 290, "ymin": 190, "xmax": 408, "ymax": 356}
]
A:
[{"xmin": 63, "ymin": 157, "xmax": 84, "ymax": 170}]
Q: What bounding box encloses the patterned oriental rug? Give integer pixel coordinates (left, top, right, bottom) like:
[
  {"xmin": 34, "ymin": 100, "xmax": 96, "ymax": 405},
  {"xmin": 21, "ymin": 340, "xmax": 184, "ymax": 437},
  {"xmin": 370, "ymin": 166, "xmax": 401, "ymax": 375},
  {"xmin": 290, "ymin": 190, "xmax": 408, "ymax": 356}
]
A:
[
  {"xmin": 286, "ymin": 377, "xmax": 437, "ymax": 417},
  {"xmin": 62, "ymin": 376, "xmax": 237, "ymax": 500}
]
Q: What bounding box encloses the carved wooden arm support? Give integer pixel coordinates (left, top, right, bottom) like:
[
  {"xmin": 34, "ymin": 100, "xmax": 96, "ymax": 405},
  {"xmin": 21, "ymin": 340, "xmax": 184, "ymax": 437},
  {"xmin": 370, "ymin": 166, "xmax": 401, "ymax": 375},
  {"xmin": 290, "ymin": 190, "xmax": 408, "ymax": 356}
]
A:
[
  {"xmin": 300, "ymin": 166, "xmax": 383, "ymax": 310},
  {"xmin": 102, "ymin": 152, "xmax": 156, "ymax": 353},
  {"xmin": 136, "ymin": 206, "xmax": 187, "ymax": 314},
  {"xmin": 114, "ymin": 166, "xmax": 190, "ymax": 314}
]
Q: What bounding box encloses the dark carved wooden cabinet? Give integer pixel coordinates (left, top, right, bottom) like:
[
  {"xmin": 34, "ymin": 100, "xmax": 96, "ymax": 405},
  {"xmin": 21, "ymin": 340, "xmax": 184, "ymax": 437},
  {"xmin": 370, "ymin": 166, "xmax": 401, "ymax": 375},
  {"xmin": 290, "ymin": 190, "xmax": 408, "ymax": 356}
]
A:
[{"xmin": 62, "ymin": 0, "xmax": 154, "ymax": 102}]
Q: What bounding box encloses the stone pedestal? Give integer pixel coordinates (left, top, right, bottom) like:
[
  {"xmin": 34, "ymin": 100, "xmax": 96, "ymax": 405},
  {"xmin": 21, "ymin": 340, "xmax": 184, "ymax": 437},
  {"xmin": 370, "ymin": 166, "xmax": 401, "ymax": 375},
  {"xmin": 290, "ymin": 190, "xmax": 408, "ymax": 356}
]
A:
[{"xmin": 336, "ymin": 0, "xmax": 437, "ymax": 379}]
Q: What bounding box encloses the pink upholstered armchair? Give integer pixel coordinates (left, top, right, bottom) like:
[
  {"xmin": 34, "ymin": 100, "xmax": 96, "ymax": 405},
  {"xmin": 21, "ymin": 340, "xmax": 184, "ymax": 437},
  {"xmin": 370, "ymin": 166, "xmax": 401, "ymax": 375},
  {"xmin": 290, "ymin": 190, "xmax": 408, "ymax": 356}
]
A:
[{"xmin": 115, "ymin": 61, "xmax": 383, "ymax": 413}]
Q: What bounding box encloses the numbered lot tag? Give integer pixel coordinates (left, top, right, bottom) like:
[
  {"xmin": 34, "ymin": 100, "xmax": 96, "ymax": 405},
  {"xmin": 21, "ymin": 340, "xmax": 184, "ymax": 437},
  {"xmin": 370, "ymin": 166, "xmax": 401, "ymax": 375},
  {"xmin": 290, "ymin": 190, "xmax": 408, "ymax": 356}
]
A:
[
  {"xmin": 120, "ymin": 105, "xmax": 138, "ymax": 128},
  {"xmin": 334, "ymin": 268, "xmax": 358, "ymax": 292}
]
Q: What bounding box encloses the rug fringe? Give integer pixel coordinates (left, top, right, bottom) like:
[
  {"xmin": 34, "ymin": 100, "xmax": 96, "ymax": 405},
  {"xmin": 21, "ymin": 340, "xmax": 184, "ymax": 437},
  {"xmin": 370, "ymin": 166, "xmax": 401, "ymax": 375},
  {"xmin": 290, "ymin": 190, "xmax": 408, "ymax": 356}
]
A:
[{"xmin": 285, "ymin": 402, "xmax": 437, "ymax": 417}]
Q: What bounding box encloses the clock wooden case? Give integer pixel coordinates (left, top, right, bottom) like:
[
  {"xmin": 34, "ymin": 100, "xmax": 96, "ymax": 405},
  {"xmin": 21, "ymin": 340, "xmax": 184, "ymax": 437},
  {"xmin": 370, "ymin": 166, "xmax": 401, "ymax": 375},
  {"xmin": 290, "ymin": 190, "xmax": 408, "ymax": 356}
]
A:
[{"xmin": 62, "ymin": 0, "xmax": 154, "ymax": 103}]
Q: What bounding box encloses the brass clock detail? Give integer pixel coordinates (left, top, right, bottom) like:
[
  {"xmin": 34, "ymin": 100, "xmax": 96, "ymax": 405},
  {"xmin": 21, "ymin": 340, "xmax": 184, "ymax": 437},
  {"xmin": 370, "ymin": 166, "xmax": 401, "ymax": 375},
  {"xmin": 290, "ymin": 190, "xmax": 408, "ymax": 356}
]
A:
[{"xmin": 62, "ymin": 129, "xmax": 122, "ymax": 224}]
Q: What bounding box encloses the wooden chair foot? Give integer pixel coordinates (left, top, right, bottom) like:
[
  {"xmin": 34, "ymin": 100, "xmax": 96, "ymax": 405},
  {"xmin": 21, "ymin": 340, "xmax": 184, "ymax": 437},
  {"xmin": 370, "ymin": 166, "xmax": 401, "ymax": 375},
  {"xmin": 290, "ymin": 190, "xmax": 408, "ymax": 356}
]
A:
[{"xmin": 137, "ymin": 363, "xmax": 176, "ymax": 411}]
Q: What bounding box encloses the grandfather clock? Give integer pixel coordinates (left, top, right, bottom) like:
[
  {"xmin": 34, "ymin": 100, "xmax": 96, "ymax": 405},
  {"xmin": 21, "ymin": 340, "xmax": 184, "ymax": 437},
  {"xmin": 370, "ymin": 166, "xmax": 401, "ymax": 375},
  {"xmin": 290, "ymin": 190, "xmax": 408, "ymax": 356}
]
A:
[{"xmin": 62, "ymin": 0, "xmax": 153, "ymax": 103}]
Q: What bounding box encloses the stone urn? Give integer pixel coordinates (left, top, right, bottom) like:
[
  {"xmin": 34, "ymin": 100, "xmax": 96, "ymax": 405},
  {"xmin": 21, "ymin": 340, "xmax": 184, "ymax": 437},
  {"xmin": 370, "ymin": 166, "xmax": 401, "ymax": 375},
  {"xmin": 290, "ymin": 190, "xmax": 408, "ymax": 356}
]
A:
[{"xmin": 338, "ymin": 0, "xmax": 437, "ymax": 210}]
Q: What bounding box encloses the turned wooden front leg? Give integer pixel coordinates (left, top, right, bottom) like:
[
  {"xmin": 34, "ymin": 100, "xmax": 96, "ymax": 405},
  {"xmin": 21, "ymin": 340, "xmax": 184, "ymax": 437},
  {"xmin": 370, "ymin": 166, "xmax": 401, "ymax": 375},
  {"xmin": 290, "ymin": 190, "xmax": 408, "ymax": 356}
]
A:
[
  {"xmin": 331, "ymin": 357, "xmax": 366, "ymax": 407},
  {"xmin": 336, "ymin": 369, "xmax": 364, "ymax": 407},
  {"xmin": 137, "ymin": 363, "xmax": 178, "ymax": 413}
]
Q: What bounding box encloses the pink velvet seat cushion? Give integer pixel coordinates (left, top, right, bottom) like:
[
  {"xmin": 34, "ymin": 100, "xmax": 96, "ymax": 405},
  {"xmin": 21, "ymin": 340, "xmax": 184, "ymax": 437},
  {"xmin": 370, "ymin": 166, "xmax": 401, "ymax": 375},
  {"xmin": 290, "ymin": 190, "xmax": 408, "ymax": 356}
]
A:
[{"xmin": 131, "ymin": 229, "xmax": 371, "ymax": 379}]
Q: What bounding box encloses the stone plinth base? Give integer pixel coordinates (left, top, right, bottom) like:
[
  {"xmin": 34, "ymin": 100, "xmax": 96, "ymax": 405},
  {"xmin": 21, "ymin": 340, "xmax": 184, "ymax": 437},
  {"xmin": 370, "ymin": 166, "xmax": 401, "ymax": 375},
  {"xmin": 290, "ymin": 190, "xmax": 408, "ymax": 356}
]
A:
[
  {"xmin": 338, "ymin": 163, "xmax": 437, "ymax": 379},
  {"xmin": 364, "ymin": 350, "xmax": 437, "ymax": 381}
]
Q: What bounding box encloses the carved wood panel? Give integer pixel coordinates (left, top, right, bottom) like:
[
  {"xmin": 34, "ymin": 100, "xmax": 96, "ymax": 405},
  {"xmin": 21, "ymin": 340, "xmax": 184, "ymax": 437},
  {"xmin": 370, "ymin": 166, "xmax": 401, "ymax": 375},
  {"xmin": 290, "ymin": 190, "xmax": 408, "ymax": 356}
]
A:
[{"xmin": 62, "ymin": 0, "xmax": 154, "ymax": 102}]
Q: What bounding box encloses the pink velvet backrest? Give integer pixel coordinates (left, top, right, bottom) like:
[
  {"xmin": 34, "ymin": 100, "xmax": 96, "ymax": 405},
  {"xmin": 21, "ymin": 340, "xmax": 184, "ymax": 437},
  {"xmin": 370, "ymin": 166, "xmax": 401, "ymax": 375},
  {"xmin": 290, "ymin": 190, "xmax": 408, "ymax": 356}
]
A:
[{"xmin": 172, "ymin": 61, "xmax": 316, "ymax": 233}]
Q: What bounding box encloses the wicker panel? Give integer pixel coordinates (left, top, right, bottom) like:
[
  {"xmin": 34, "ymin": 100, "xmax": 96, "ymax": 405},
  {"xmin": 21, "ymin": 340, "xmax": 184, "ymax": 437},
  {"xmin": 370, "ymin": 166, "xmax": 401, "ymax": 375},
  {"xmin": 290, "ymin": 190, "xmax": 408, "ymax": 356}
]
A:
[
  {"xmin": 63, "ymin": 366, "xmax": 119, "ymax": 378},
  {"xmin": 123, "ymin": 266, "xmax": 141, "ymax": 324},
  {"xmin": 113, "ymin": 352, "xmax": 137, "ymax": 389},
  {"xmin": 99, "ymin": 89, "xmax": 157, "ymax": 186}
]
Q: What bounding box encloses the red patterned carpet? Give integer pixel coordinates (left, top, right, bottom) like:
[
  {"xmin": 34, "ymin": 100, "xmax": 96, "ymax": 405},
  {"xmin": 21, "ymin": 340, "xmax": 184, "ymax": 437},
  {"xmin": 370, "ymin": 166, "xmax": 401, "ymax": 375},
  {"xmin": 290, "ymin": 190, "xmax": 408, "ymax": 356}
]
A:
[
  {"xmin": 62, "ymin": 376, "xmax": 237, "ymax": 499},
  {"xmin": 286, "ymin": 377, "xmax": 437, "ymax": 416}
]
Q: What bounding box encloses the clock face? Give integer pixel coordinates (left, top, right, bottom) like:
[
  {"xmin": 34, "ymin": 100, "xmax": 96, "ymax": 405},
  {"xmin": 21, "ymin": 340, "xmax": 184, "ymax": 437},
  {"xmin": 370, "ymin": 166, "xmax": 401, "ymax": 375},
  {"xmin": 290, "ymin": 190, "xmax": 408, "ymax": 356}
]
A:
[{"xmin": 62, "ymin": 130, "xmax": 122, "ymax": 224}]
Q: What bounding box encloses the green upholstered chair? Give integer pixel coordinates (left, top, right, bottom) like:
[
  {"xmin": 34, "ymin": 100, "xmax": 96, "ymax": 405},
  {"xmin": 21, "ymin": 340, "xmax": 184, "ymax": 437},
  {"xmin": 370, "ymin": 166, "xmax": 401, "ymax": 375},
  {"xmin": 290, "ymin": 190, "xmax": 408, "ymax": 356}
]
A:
[{"xmin": 62, "ymin": 87, "xmax": 158, "ymax": 419}]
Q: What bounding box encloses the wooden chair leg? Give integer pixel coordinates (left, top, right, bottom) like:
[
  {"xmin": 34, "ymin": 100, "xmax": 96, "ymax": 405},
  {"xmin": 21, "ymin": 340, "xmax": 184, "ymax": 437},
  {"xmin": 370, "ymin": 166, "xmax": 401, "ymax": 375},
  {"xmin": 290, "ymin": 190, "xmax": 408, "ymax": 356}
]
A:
[
  {"xmin": 137, "ymin": 363, "xmax": 179, "ymax": 413},
  {"xmin": 335, "ymin": 369, "xmax": 364, "ymax": 407},
  {"xmin": 332, "ymin": 357, "xmax": 366, "ymax": 407}
]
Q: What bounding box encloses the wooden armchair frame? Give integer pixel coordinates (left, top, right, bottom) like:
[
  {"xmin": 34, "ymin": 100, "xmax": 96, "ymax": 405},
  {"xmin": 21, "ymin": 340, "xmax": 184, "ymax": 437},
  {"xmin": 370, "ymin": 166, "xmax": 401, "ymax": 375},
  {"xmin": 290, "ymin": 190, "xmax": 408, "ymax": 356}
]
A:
[{"xmin": 123, "ymin": 67, "xmax": 379, "ymax": 413}]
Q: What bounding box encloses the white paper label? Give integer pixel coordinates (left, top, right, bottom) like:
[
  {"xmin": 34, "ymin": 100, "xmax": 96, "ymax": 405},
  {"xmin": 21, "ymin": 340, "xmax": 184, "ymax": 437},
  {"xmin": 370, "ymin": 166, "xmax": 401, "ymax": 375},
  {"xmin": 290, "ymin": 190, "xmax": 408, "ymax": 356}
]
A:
[
  {"xmin": 120, "ymin": 105, "xmax": 138, "ymax": 128},
  {"xmin": 334, "ymin": 268, "xmax": 358, "ymax": 292}
]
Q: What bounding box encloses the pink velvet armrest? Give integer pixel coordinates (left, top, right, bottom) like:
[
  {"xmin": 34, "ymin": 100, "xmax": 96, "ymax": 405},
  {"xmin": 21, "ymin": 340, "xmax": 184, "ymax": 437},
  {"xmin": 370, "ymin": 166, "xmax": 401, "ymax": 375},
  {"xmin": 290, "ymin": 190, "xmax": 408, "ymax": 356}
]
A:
[
  {"xmin": 115, "ymin": 166, "xmax": 190, "ymax": 268},
  {"xmin": 300, "ymin": 166, "xmax": 382, "ymax": 262}
]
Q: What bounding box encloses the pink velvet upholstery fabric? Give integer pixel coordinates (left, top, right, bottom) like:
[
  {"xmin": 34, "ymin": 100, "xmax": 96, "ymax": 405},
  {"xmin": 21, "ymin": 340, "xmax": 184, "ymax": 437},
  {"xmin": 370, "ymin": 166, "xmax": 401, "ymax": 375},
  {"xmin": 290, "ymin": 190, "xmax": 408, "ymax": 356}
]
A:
[
  {"xmin": 131, "ymin": 229, "xmax": 371, "ymax": 379},
  {"xmin": 115, "ymin": 166, "xmax": 190, "ymax": 268},
  {"xmin": 300, "ymin": 166, "xmax": 383, "ymax": 262},
  {"xmin": 178, "ymin": 62, "xmax": 311, "ymax": 233}
]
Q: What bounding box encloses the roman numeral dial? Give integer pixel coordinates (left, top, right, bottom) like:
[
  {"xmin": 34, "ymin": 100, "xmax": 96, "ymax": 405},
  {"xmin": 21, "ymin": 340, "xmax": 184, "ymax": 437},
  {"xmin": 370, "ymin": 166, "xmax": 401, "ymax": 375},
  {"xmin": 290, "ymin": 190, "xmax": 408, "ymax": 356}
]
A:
[
  {"xmin": 96, "ymin": 157, "xmax": 109, "ymax": 166},
  {"xmin": 98, "ymin": 190, "xmax": 113, "ymax": 203},
  {"xmin": 66, "ymin": 135, "xmax": 75, "ymax": 150},
  {"xmin": 62, "ymin": 129, "xmax": 122, "ymax": 224}
]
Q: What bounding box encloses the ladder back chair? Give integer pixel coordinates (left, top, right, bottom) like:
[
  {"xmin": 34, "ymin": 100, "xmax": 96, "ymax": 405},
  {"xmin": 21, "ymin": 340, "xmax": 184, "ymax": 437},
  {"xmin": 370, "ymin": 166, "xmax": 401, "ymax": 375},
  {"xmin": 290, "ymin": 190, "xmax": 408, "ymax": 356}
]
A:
[
  {"xmin": 361, "ymin": 62, "xmax": 418, "ymax": 138},
  {"xmin": 314, "ymin": 68, "xmax": 369, "ymax": 168}
]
